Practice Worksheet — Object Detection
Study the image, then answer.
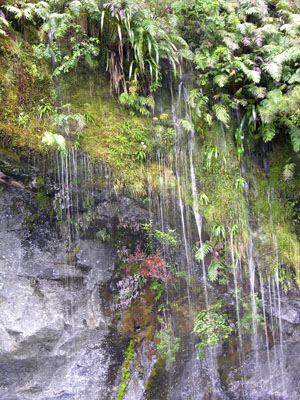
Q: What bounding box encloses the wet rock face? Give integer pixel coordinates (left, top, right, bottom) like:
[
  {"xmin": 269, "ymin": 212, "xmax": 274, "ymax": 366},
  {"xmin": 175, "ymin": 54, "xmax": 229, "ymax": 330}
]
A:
[
  {"xmin": 225, "ymin": 342, "xmax": 300, "ymax": 400},
  {"xmin": 2, "ymin": 151, "xmax": 300, "ymax": 400},
  {"xmin": 0, "ymin": 184, "xmax": 119, "ymax": 400}
]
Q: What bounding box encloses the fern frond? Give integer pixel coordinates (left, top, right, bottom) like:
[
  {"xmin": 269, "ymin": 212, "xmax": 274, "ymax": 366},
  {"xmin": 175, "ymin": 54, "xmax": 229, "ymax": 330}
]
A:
[
  {"xmin": 235, "ymin": 61, "xmax": 261, "ymax": 83},
  {"xmin": 290, "ymin": 127, "xmax": 300, "ymax": 152},
  {"xmin": 188, "ymin": 89, "xmax": 202, "ymax": 108},
  {"xmin": 195, "ymin": 242, "xmax": 213, "ymax": 262},
  {"xmin": 69, "ymin": 1, "xmax": 82, "ymax": 17},
  {"xmin": 223, "ymin": 36, "xmax": 239, "ymax": 51},
  {"xmin": 179, "ymin": 119, "xmax": 194, "ymax": 132},
  {"xmin": 5, "ymin": 5, "xmax": 23, "ymax": 19},
  {"xmin": 213, "ymin": 74, "xmax": 229, "ymax": 88},
  {"xmin": 282, "ymin": 163, "xmax": 296, "ymax": 181},
  {"xmin": 248, "ymin": 86, "xmax": 267, "ymax": 99},
  {"xmin": 263, "ymin": 62, "xmax": 282, "ymax": 81},
  {"xmin": 262, "ymin": 124, "xmax": 276, "ymax": 142},
  {"xmin": 208, "ymin": 260, "xmax": 224, "ymax": 282},
  {"xmin": 213, "ymin": 104, "xmax": 230, "ymax": 128},
  {"xmin": 0, "ymin": 16, "xmax": 9, "ymax": 27}
]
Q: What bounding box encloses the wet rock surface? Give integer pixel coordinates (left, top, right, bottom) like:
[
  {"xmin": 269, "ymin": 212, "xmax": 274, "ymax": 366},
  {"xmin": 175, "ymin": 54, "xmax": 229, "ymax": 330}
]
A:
[
  {"xmin": 225, "ymin": 342, "xmax": 300, "ymax": 400},
  {"xmin": 1, "ymin": 150, "xmax": 300, "ymax": 400},
  {"xmin": 0, "ymin": 184, "xmax": 119, "ymax": 400}
]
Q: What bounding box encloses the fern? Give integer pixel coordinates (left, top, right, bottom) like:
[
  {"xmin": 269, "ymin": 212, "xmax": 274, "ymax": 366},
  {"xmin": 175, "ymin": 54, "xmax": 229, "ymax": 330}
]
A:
[
  {"xmin": 248, "ymin": 86, "xmax": 267, "ymax": 99},
  {"xmin": 0, "ymin": 16, "xmax": 8, "ymax": 36},
  {"xmin": 213, "ymin": 74, "xmax": 229, "ymax": 88},
  {"xmin": 179, "ymin": 119, "xmax": 194, "ymax": 132},
  {"xmin": 195, "ymin": 242, "xmax": 212, "ymax": 262},
  {"xmin": 263, "ymin": 62, "xmax": 282, "ymax": 81},
  {"xmin": 290, "ymin": 127, "xmax": 300, "ymax": 152},
  {"xmin": 223, "ymin": 36, "xmax": 239, "ymax": 51},
  {"xmin": 69, "ymin": 1, "xmax": 82, "ymax": 17},
  {"xmin": 288, "ymin": 69, "xmax": 300, "ymax": 84},
  {"xmin": 208, "ymin": 260, "xmax": 224, "ymax": 282},
  {"xmin": 235, "ymin": 61, "xmax": 261, "ymax": 83},
  {"xmin": 282, "ymin": 163, "xmax": 296, "ymax": 181},
  {"xmin": 213, "ymin": 104, "xmax": 230, "ymax": 128},
  {"xmin": 262, "ymin": 124, "xmax": 276, "ymax": 142},
  {"xmin": 264, "ymin": 46, "xmax": 300, "ymax": 81},
  {"xmin": 0, "ymin": 16, "xmax": 9, "ymax": 27}
]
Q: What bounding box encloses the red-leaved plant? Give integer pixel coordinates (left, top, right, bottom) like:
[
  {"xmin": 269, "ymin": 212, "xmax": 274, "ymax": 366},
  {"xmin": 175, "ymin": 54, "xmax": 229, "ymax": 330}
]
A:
[{"xmin": 140, "ymin": 251, "xmax": 172, "ymax": 283}]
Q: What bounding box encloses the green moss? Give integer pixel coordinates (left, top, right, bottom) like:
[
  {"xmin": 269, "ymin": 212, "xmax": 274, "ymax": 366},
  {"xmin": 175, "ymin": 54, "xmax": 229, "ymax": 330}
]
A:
[
  {"xmin": 117, "ymin": 339, "xmax": 136, "ymax": 400},
  {"xmin": 195, "ymin": 123, "xmax": 248, "ymax": 240},
  {"xmin": 0, "ymin": 29, "xmax": 53, "ymax": 152},
  {"xmin": 145, "ymin": 358, "xmax": 168, "ymax": 400},
  {"xmin": 248, "ymin": 148, "xmax": 300, "ymax": 283}
]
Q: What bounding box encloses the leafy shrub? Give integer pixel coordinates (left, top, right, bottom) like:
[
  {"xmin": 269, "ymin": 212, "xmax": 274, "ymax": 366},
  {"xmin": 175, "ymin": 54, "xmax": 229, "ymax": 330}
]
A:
[{"xmin": 193, "ymin": 300, "xmax": 233, "ymax": 358}]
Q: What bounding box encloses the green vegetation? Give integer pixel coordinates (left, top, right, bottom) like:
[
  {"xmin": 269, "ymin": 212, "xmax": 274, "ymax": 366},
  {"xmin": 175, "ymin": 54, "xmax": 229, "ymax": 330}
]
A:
[
  {"xmin": 156, "ymin": 316, "xmax": 181, "ymax": 365},
  {"xmin": 0, "ymin": 0, "xmax": 300, "ymax": 380},
  {"xmin": 193, "ymin": 300, "xmax": 233, "ymax": 358},
  {"xmin": 117, "ymin": 339, "xmax": 136, "ymax": 400}
]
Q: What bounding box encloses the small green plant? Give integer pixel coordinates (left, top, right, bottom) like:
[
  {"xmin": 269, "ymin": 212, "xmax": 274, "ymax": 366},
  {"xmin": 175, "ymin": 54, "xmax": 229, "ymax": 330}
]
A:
[
  {"xmin": 199, "ymin": 192, "xmax": 209, "ymax": 205},
  {"xmin": 135, "ymin": 148, "xmax": 147, "ymax": 161},
  {"xmin": 163, "ymin": 127, "xmax": 175, "ymax": 146},
  {"xmin": 240, "ymin": 293, "xmax": 264, "ymax": 333},
  {"xmin": 17, "ymin": 112, "xmax": 30, "ymax": 128},
  {"xmin": 84, "ymin": 112, "xmax": 95, "ymax": 124},
  {"xmin": 96, "ymin": 228, "xmax": 111, "ymax": 241},
  {"xmin": 150, "ymin": 279, "xmax": 164, "ymax": 301},
  {"xmin": 195, "ymin": 241, "xmax": 212, "ymax": 262},
  {"xmin": 142, "ymin": 220, "xmax": 154, "ymax": 252},
  {"xmin": 205, "ymin": 146, "xmax": 219, "ymax": 169},
  {"xmin": 208, "ymin": 259, "xmax": 225, "ymax": 282},
  {"xmin": 39, "ymin": 101, "xmax": 54, "ymax": 118},
  {"xmin": 117, "ymin": 339, "xmax": 136, "ymax": 400},
  {"xmin": 193, "ymin": 300, "xmax": 233, "ymax": 358},
  {"xmin": 142, "ymin": 220, "xmax": 177, "ymax": 250},
  {"xmin": 42, "ymin": 131, "xmax": 66, "ymax": 153},
  {"xmin": 235, "ymin": 177, "xmax": 246, "ymax": 192},
  {"xmin": 119, "ymin": 92, "xmax": 154, "ymax": 116},
  {"xmin": 212, "ymin": 224, "xmax": 226, "ymax": 240},
  {"xmin": 154, "ymin": 229, "xmax": 177, "ymax": 247},
  {"xmin": 156, "ymin": 316, "xmax": 180, "ymax": 365}
]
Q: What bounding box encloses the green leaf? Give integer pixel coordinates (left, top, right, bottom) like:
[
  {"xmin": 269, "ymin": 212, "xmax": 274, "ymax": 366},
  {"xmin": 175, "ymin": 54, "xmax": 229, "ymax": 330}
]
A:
[
  {"xmin": 248, "ymin": 86, "xmax": 267, "ymax": 99},
  {"xmin": 262, "ymin": 124, "xmax": 276, "ymax": 142},
  {"xmin": 0, "ymin": 16, "xmax": 9, "ymax": 27},
  {"xmin": 290, "ymin": 127, "xmax": 300, "ymax": 152},
  {"xmin": 195, "ymin": 242, "xmax": 212, "ymax": 262},
  {"xmin": 208, "ymin": 260, "xmax": 224, "ymax": 282},
  {"xmin": 213, "ymin": 74, "xmax": 229, "ymax": 88},
  {"xmin": 282, "ymin": 163, "xmax": 296, "ymax": 181},
  {"xmin": 69, "ymin": 1, "xmax": 82, "ymax": 17},
  {"xmin": 179, "ymin": 119, "xmax": 194, "ymax": 132},
  {"xmin": 213, "ymin": 104, "xmax": 230, "ymax": 128}
]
